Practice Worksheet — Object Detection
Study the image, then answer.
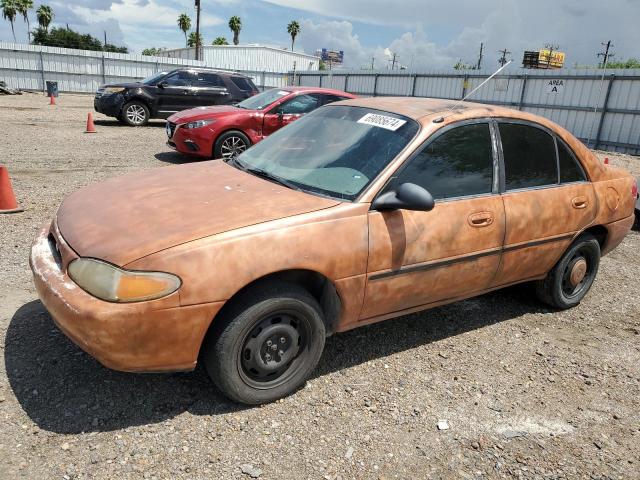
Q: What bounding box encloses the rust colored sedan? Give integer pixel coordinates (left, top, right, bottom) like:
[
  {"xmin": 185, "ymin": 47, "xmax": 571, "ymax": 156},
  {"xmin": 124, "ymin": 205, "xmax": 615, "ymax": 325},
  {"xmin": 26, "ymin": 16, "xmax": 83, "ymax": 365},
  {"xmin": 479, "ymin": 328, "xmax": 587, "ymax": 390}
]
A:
[{"xmin": 31, "ymin": 98, "xmax": 637, "ymax": 404}]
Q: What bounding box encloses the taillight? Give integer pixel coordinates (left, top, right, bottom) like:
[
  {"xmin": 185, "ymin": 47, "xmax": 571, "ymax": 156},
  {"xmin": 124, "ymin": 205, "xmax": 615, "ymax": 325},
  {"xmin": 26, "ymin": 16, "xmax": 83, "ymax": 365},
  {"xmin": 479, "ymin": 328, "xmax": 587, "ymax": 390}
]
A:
[{"xmin": 632, "ymin": 179, "xmax": 638, "ymax": 199}]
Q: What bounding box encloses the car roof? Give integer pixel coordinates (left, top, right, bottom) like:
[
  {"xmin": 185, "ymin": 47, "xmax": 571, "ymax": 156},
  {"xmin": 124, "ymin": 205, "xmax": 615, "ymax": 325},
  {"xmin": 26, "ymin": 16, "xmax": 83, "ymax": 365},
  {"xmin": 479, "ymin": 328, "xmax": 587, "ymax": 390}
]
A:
[
  {"xmin": 168, "ymin": 67, "xmax": 252, "ymax": 78},
  {"xmin": 335, "ymin": 96, "xmax": 527, "ymax": 124}
]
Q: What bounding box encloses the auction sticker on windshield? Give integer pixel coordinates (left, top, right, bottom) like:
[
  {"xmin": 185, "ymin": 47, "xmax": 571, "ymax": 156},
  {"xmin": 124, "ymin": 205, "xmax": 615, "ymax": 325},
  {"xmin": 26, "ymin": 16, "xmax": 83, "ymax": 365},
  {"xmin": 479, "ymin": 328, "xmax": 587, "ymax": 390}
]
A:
[{"xmin": 357, "ymin": 113, "xmax": 407, "ymax": 131}]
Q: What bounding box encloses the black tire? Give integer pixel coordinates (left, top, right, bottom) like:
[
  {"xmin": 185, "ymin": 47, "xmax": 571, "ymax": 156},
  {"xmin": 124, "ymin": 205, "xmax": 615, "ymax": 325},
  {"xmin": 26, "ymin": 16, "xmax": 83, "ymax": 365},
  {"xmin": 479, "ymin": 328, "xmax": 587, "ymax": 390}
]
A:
[
  {"xmin": 213, "ymin": 130, "xmax": 250, "ymax": 160},
  {"xmin": 535, "ymin": 233, "xmax": 601, "ymax": 309},
  {"xmin": 203, "ymin": 281, "xmax": 326, "ymax": 405},
  {"xmin": 121, "ymin": 101, "xmax": 150, "ymax": 126}
]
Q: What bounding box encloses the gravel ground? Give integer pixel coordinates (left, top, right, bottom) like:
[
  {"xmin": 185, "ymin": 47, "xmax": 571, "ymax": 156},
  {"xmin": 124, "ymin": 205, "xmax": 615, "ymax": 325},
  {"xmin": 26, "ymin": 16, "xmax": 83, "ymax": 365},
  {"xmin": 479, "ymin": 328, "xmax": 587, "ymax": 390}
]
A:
[{"xmin": 1, "ymin": 93, "xmax": 639, "ymax": 480}]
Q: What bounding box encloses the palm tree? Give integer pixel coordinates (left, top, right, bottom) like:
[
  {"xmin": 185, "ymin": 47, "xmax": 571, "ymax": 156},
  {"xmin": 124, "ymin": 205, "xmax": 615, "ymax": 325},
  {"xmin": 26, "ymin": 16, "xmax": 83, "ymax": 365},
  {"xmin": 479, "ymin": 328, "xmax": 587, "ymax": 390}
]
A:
[
  {"xmin": 228, "ymin": 15, "xmax": 241, "ymax": 45},
  {"xmin": 177, "ymin": 13, "xmax": 191, "ymax": 47},
  {"xmin": 1, "ymin": 0, "xmax": 17, "ymax": 42},
  {"xmin": 36, "ymin": 4, "xmax": 53, "ymax": 32},
  {"xmin": 187, "ymin": 31, "xmax": 203, "ymax": 48},
  {"xmin": 212, "ymin": 36, "xmax": 228, "ymax": 45},
  {"xmin": 16, "ymin": 0, "xmax": 32, "ymax": 42},
  {"xmin": 287, "ymin": 20, "xmax": 300, "ymax": 51}
]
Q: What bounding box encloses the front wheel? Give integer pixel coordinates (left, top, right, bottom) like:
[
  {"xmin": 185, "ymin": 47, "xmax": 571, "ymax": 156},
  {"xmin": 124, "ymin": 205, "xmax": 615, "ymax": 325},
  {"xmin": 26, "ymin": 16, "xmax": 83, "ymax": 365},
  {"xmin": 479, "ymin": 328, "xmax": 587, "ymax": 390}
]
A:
[
  {"xmin": 213, "ymin": 130, "xmax": 250, "ymax": 160},
  {"xmin": 203, "ymin": 282, "xmax": 326, "ymax": 405},
  {"xmin": 121, "ymin": 101, "xmax": 150, "ymax": 126},
  {"xmin": 535, "ymin": 233, "xmax": 601, "ymax": 309}
]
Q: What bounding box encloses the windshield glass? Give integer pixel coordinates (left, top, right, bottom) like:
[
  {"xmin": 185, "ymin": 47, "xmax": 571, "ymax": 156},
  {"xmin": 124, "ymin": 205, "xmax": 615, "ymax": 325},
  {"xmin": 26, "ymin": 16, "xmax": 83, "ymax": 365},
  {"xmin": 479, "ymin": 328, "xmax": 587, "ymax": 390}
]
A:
[
  {"xmin": 236, "ymin": 105, "xmax": 419, "ymax": 200},
  {"xmin": 237, "ymin": 89, "xmax": 290, "ymax": 110},
  {"xmin": 141, "ymin": 72, "xmax": 168, "ymax": 85}
]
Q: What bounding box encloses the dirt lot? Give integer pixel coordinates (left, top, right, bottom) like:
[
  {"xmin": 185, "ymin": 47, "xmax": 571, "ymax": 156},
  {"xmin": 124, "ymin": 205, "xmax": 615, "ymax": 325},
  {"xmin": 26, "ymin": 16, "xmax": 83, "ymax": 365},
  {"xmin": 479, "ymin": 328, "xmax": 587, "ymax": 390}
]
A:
[{"xmin": 1, "ymin": 93, "xmax": 639, "ymax": 480}]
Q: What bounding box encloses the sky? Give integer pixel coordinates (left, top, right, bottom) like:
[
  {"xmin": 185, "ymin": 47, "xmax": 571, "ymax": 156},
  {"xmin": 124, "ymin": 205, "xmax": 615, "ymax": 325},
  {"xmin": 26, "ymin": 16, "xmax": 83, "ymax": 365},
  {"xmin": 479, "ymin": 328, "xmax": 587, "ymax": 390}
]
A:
[{"xmin": 1, "ymin": 0, "xmax": 639, "ymax": 70}]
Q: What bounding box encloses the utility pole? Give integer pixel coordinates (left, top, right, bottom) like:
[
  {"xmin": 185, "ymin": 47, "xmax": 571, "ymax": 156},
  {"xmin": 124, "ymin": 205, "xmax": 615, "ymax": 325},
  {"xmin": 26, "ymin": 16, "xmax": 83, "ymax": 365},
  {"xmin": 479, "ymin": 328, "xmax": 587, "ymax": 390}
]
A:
[
  {"xmin": 104, "ymin": 31, "xmax": 107, "ymax": 48},
  {"xmin": 544, "ymin": 43, "xmax": 559, "ymax": 69},
  {"xmin": 371, "ymin": 56, "xmax": 375, "ymax": 70},
  {"xmin": 476, "ymin": 42, "xmax": 484, "ymax": 70},
  {"xmin": 389, "ymin": 52, "xmax": 398, "ymax": 70},
  {"xmin": 598, "ymin": 40, "xmax": 615, "ymax": 68},
  {"xmin": 498, "ymin": 48, "xmax": 511, "ymax": 67},
  {"xmin": 194, "ymin": 0, "xmax": 201, "ymax": 61}
]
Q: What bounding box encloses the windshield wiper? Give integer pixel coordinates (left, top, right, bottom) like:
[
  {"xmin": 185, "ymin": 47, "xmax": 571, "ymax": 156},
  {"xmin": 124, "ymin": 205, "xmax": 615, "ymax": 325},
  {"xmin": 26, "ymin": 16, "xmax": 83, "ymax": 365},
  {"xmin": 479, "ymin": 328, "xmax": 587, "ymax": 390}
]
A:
[{"xmin": 231, "ymin": 157, "xmax": 301, "ymax": 191}]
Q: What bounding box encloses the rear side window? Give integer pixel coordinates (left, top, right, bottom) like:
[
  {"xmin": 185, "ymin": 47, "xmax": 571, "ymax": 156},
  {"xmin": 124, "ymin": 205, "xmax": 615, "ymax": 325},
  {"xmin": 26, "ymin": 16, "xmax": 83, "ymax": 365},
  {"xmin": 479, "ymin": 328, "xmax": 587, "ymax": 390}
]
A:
[
  {"xmin": 231, "ymin": 76, "xmax": 257, "ymax": 92},
  {"xmin": 196, "ymin": 73, "xmax": 225, "ymax": 88},
  {"xmin": 388, "ymin": 123, "xmax": 494, "ymax": 200},
  {"xmin": 500, "ymin": 123, "xmax": 558, "ymax": 190},
  {"xmin": 558, "ymin": 141, "xmax": 586, "ymax": 183},
  {"xmin": 322, "ymin": 94, "xmax": 348, "ymax": 105}
]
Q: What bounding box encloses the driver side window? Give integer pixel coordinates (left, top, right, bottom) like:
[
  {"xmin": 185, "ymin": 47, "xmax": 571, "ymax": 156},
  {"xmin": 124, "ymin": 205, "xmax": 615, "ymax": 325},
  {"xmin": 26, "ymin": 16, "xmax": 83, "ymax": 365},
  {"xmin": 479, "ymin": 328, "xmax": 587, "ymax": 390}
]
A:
[
  {"xmin": 163, "ymin": 71, "xmax": 195, "ymax": 87},
  {"xmin": 387, "ymin": 123, "xmax": 495, "ymax": 200},
  {"xmin": 277, "ymin": 94, "xmax": 320, "ymax": 115}
]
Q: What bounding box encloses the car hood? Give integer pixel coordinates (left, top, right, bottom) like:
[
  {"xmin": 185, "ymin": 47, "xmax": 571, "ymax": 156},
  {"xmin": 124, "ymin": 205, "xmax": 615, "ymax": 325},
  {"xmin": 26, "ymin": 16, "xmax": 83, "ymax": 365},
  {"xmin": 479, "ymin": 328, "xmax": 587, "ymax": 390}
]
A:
[
  {"xmin": 168, "ymin": 105, "xmax": 251, "ymax": 124},
  {"xmin": 102, "ymin": 82, "xmax": 144, "ymax": 89},
  {"xmin": 56, "ymin": 161, "xmax": 340, "ymax": 266}
]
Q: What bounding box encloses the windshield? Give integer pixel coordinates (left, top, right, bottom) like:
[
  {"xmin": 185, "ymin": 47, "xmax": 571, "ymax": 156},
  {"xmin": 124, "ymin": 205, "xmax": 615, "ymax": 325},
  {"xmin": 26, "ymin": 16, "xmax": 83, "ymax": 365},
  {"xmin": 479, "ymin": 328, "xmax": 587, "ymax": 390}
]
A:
[
  {"xmin": 141, "ymin": 72, "xmax": 168, "ymax": 85},
  {"xmin": 236, "ymin": 106, "xmax": 419, "ymax": 200},
  {"xmin": 237, "ymin": 88, "xmax": 290, "ymax": 110}
]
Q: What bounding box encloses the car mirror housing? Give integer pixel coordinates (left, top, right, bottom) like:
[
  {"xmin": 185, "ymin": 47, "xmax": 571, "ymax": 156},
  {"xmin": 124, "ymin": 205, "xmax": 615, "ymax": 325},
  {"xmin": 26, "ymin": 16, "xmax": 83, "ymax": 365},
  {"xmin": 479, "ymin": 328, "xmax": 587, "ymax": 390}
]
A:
[
  {"xmin": 372, "ymin": 183, "xmax": 435, "ymax": 212},
  {"xmin": 157, "ymin": 81, "xmax": 168, "ymax": 89}
]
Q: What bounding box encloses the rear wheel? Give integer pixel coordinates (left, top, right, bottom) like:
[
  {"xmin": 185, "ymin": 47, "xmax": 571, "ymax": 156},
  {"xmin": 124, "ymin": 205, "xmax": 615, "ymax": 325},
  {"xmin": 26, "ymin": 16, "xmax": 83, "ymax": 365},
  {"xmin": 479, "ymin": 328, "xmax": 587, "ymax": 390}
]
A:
[
  {"xmin": 535, "ymin": 233, "xmax": 600, "ymax": 309},
  {"xmin": 121, "ymin": 101, "xmax": 149, "ymax": 126},
  {"xmin": 213, "ymin": 130, "xmax": 250, "ymax": 160},
  {"xmin": 203, "ymin": 282, "xmax": 325, "ymax": 405}
]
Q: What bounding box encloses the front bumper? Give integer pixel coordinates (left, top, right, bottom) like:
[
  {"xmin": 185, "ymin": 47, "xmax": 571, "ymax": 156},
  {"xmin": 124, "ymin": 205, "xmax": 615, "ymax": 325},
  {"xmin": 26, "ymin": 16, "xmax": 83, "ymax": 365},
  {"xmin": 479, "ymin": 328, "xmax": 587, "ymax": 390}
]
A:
[
  {"xmin": 168, "ymin": 123, "xmax": 215, "ymax": 159},
  {"xmin": 94, "ymin": 93, "xmax": 125, "ymax": 118},
  {"xmin": 30, "ymin": 226, "xmax": 223, "ymax": 372}
]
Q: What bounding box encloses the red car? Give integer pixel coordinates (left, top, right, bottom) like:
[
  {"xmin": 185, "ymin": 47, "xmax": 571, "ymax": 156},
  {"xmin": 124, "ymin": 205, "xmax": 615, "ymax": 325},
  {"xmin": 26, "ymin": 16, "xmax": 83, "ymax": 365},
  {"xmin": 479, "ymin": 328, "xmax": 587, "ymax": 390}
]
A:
[{"xmin": 166, "ymin": 87, "xmax": 356, "ymax": 159}]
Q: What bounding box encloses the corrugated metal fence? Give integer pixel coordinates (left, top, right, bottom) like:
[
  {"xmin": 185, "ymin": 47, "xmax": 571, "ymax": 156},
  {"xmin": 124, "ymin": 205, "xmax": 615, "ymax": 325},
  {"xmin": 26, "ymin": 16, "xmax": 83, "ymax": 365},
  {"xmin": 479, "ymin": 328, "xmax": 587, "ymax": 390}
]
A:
[
  {"xmin": 0, "ymin": 42, "xmax": 291, "ymax": 93},
  {"xmin": 297, "ymin": 69, "xmax": 640, "ymax": 155}
]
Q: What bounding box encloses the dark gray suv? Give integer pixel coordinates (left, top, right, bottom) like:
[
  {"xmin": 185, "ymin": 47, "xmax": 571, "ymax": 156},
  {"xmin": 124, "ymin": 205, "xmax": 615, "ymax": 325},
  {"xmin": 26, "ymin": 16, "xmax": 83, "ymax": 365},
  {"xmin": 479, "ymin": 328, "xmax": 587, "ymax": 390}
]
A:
[{"xmin": 94, "ymin": 68, "xmax": 259, "ymax": 126}]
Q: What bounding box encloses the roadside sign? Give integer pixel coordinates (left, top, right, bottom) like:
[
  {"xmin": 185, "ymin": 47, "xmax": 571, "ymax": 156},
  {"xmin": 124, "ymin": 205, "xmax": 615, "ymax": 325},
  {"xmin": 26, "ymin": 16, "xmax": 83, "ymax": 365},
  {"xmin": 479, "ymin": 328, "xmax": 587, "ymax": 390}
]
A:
[{"xmin": 546, "ymin": 79, "xmax": 565, "ymax": 94}]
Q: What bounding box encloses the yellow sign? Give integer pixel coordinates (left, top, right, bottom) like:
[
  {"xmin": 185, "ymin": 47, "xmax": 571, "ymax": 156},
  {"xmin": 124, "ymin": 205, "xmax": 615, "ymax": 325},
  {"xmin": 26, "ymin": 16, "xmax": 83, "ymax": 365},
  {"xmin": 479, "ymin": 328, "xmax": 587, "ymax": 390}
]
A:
[{"xmin": 539, "ymin": 49, "xmax": 565, "ymax": 68}]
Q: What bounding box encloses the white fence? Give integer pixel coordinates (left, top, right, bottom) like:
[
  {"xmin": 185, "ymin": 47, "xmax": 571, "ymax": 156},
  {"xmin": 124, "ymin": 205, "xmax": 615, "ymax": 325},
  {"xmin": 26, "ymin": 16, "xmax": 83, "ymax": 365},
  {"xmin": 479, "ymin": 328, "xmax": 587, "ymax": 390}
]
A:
[{"xmin": 297, "ymin": 69, "xmax": 640, "ymax": 155}]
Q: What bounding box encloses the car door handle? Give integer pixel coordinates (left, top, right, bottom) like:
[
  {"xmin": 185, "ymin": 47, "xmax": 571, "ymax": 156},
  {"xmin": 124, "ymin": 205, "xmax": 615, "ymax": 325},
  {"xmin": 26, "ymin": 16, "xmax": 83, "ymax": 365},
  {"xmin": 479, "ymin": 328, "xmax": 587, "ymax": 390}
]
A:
[
  {"xmin": 571, "ymin": 196, "xmax": 588, "ymax": 209},
  {"xmin": 468, "ymin": 211, "xmax": 494, "ymax": 227}
]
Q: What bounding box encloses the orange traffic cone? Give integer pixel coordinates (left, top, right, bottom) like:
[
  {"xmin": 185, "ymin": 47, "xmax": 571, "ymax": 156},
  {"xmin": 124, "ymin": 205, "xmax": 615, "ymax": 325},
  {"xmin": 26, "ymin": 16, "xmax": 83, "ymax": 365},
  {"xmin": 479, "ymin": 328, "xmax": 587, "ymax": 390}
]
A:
[
  {"xmin": 49, "ymin": 95, "xmax": 56, "ymax": 106},
  {"xmin": 0, "ymin": 165, "xmax": 23, "ymax": 214},
  {"xmin": 85, "ymin": 112, "xmax": 97, "ymax": 133}
]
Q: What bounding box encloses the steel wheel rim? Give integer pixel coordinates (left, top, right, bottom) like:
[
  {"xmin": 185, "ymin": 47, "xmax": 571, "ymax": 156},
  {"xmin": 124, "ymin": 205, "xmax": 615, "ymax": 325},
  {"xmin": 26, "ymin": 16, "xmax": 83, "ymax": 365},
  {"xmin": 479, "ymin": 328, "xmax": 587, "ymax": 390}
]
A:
[
  {"xmin": 220, "ymin": 136, "xmax": 247, "ymax": 159},
  {"xmin": 561, "ymin": 247, "xmax": 595, "ymax": 299},
  {"xmin": 126, "ymin": 105, "xmax": 146, "ymax": 124},
  {"xmin": 238, "ymin": 310, "xmax": 310, "ymax": 389}
]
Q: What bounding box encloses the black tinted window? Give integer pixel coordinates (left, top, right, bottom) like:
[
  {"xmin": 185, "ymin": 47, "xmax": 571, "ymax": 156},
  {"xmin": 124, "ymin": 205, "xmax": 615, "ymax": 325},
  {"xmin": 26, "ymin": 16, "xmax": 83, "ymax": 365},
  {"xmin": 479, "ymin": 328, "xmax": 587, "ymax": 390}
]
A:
[
  {"xmin": 196, "ymin": 73, "xmax": 225, "ymax": 87},
  {"xmin": 500, "ymin": 123, "xmax": 558, "ymax": 190},
  {"xmin": 558, "ymin": 141, "xmax": 586, "ymax": 183},
  {"xmin": 163, "ymin": 71, "xmax": 195, "ymax": 87},
  {"xmin": 388, "ymin": 123, "xmax": 494, "ymax": 200},
  {"xmin": 323, "ymin": 95, "xmax": 347, "ymax": 105},
  {"xmin": 231, "ymin": 76, "xmax": 257, "ymax": 91},
  {"xmin": 278, "ymin": 94, "xmax": 320, "ymax": 114}
]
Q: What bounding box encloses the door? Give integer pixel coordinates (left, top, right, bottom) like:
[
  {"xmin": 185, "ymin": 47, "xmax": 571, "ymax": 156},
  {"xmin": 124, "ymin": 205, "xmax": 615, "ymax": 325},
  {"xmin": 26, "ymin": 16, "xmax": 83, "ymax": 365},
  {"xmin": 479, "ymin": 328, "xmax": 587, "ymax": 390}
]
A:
[
  {"xmin": 361, "ymin": 122, "xmax": 506, "ymax": 320},
  {"xmin": 189, "ymin": 72, "xmax": 231, "ymax": 107},
  {"xmin": 491, "ymin": 121, "xmax": 596, "ymax": 286},
  {"xmin": 155, "ymin": 71, "xmax": 197, "ymax": 115},
  {"xmin": 262, "ymin": 93, "xmax": 322, "ymax": 137}
]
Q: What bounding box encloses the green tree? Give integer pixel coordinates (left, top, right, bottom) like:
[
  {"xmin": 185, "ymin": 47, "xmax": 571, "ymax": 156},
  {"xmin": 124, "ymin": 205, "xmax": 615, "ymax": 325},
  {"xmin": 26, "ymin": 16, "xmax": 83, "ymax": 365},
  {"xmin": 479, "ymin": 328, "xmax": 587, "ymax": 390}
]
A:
[
  {"xmin": 177, "ymin": 13, "xmax": 191, "ymax": 47},
  {"xmin": 31, "ymin": 26, "xmax": 127, "ymax": 52},
  {"xmin": 1, "ymin": 0, "xmax": 18, "ymax": 42},
  {"xmin": 187, "ymin": 31, "xmax": 203, "ymax": 48},
  {"xmin": 16, "ymin": 0, "xmax": 32, "ymax": 42},
  {"xmin": 228, "ymin": 15, "xmax": 241, "ymax": 45},
  {"xmin": 142, "ymin": 47, "xmax": 164, "ymax": 56},
  {"xmin": 212, "ymin": 36, "xmax": 228, "ymax": 45},
  {"xmin": 36, "ymin": 4, "xmax": 52, "ymax": 32},
  {"xmin": 287, "ymin": 20, "xmax": 300, "ymax": 51},
  {"xmin": 605, "ymin": 58, "xmax": 640, "ymax": 69}
]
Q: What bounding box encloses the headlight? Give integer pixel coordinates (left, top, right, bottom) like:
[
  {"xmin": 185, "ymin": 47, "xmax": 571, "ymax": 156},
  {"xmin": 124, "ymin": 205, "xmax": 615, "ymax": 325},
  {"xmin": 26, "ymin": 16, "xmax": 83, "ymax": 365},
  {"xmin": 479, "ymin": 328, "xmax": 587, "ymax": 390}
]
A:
[
  {"xmin": 183, "ymin": 119, "xmax": 216, "ymax": 129},
  {"xmin": 104, "ymin": 87, "xmax": 126, "ymax": 94},
  {"xmin": 68, "ymin": 258, "xmax": 181, "ymax": 303}
]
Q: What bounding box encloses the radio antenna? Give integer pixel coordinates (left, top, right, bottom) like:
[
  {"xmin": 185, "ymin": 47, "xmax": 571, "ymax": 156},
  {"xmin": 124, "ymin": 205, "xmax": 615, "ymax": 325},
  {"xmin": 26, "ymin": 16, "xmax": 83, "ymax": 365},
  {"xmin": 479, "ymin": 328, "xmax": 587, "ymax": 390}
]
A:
[{"xmin": 442, "ymin": 60, "xmax": 513, "ymax": 116}]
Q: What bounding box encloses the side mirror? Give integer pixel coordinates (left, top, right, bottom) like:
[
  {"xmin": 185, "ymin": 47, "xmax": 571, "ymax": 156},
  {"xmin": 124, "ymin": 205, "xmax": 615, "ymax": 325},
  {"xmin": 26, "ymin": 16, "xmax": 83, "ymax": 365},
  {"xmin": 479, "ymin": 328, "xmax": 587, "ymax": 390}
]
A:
[
  {"xmin": 277, "ymin": 111, "xmax": 284, "ymax": 122},
  {"xmin": 157, "ymin": 81, "xmax": 168, "ymax": 89},
  {"xmin": 372, "ymin": 183, "xmax": 435, "ymax": 212}
]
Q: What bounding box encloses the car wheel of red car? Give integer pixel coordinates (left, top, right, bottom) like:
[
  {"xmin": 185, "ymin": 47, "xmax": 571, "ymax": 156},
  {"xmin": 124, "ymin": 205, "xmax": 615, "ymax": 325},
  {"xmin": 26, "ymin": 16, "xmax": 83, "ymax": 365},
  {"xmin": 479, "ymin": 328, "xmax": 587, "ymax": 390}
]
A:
[
  {"xmin": 214, "ymin": 130, "xmax": 250, "ymax": 160},
  {"xmin": 535, "ymin": 233, "xmax": 600, "ymax": 310},
  {"xmin": 203, "ymin": 281, "xmax": 326, "ymax": 405}
]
